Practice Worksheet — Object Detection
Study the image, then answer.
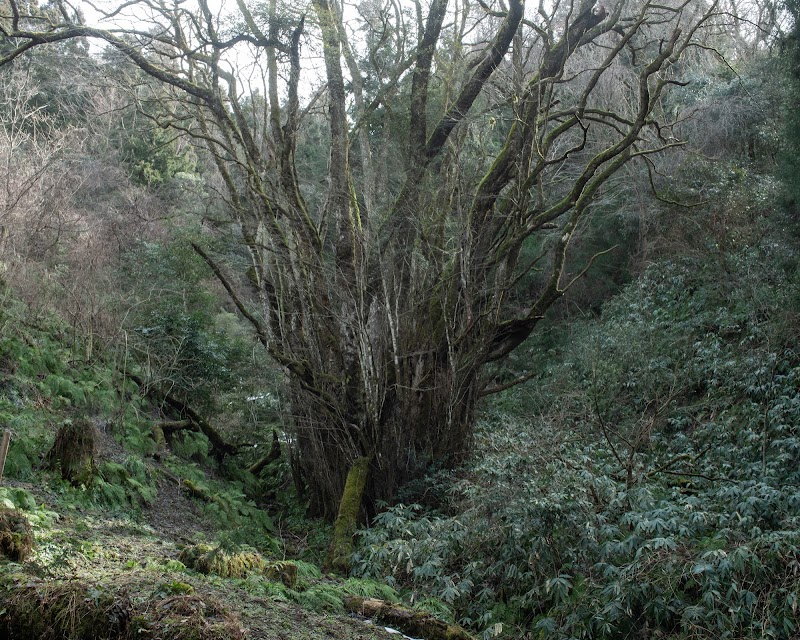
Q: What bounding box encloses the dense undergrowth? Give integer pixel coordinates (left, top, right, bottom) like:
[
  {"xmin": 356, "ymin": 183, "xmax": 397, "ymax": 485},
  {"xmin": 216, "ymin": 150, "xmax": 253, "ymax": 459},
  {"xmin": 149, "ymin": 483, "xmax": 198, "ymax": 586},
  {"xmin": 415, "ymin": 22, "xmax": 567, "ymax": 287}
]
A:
[
  {"xmin": 2, "ymin": 159, "xmax": 799, "ymax": 640},
  {"xmin": 352, "ymin": 172, "xmax": 800, "ymax": 639},
  {"xmin": 0, "ymin": 292, "xmax": 280, "ymax": 537}
]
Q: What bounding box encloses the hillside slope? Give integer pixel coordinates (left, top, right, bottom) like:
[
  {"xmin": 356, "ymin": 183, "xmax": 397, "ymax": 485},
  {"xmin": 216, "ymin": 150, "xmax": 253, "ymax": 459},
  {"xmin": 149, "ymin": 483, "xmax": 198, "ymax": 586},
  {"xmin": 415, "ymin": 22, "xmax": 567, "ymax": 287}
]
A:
[{"xmin": 0, "ymin": 301, "xmax": 407, "ymax": 640}]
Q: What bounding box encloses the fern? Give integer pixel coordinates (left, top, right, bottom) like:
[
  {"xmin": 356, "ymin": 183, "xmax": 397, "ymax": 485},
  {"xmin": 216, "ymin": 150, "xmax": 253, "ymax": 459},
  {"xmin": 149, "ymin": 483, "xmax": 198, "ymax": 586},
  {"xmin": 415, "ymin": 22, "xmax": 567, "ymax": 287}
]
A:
[
  {"xmin": 96, "ymin": 458, "xmax": 157, "ymax": 508},
  {"xmin": 293, "ymin": 560, "xmax": 322, "ymax": 580},
  {"xmin": 341, "ymin": 577, "xmax": 400, "ymax": 603},
  {"xmin": 291, "ymin": 583, "xmax": 345, "ymax": 613}
]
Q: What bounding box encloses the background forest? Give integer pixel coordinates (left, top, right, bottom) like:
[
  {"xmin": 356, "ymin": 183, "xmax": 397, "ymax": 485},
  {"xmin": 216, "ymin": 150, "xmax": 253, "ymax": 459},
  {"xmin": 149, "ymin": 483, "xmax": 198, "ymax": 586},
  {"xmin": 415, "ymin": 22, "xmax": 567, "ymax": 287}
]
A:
[{"xmin": 0, "ymin": 0, "xmax": 799, "ymax": 638}]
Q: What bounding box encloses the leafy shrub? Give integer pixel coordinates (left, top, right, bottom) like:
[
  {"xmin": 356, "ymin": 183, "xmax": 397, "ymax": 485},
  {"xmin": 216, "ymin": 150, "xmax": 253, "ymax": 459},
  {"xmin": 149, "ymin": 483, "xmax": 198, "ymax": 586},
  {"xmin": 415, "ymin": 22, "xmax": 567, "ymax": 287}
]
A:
[
  {"xmin": 354, "ymin": 233, "xmax": 800, "ymax": 639},
  {"xmin": 119, "ymin": 239, "xmax": 251, "ymax": 414}
]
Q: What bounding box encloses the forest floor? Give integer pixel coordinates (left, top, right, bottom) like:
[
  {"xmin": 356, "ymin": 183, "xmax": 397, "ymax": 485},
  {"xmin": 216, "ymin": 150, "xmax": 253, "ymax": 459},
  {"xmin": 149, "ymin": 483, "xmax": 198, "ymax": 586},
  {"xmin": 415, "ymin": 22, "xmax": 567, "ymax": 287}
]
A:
[
  {"xmin": 2, "ymin": 472, "xmax": 403, "ymax": 640},
  {"xmin": 0, "ymin": 426, "xmax": 405, "ymax": 640}
]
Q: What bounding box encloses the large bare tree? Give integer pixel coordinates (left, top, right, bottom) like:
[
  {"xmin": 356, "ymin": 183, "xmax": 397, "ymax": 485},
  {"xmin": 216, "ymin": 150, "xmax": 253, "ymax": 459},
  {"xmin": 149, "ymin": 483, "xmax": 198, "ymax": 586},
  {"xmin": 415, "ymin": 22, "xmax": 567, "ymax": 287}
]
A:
[{"xmin": 1, "ymin": 0, "xmax": 718, "ymax": 520}]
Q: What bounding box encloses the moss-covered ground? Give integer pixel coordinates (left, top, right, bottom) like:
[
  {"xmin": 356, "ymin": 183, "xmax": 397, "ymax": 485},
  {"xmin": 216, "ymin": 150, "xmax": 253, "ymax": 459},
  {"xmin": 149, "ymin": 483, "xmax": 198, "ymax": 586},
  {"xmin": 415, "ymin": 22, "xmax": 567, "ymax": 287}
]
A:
[{"xmin": 0, "ymin": 474, "xmax": 403, "ymax": 640}]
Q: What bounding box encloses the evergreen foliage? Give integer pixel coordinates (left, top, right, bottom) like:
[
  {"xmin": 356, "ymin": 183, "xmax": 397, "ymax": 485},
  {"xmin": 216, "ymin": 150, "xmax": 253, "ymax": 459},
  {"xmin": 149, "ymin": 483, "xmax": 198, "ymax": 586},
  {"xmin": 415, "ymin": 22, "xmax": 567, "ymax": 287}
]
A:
[{"xmin": 119, "ymin": 239, "xmax": 247, "ymax": 405}]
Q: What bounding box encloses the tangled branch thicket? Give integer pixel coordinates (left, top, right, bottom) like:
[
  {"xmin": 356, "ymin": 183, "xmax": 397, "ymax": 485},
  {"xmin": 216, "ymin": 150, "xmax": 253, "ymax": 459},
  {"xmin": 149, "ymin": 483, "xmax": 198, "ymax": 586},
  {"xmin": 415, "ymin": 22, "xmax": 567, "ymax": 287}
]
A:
[{"xmin": 1, "ymin": 0, "xmax": 723, "ymax": 518}]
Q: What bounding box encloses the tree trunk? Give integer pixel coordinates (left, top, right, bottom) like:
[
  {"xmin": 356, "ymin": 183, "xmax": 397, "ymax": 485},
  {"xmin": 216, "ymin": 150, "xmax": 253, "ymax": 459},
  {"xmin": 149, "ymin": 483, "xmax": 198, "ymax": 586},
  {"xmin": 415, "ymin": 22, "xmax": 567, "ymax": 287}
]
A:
[
  {"xmin": 248, "ymin": 430, "xmax": 281, "ymax": 476},
  {"xmin": 291, "ymin": 328, "xmax": 481, "ymax": 520},
  {"xmin": 325, "ymin": 455, "xmax": 370, "ymax": 573}
]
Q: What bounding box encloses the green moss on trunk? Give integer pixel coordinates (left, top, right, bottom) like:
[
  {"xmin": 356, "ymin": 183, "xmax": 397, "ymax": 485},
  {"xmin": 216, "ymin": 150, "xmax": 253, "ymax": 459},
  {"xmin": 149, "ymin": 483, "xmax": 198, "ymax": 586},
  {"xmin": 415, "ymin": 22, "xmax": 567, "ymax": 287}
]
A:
[{"xmin": 325, "ymin": 456, "xmax": 370, "ymax": 574}]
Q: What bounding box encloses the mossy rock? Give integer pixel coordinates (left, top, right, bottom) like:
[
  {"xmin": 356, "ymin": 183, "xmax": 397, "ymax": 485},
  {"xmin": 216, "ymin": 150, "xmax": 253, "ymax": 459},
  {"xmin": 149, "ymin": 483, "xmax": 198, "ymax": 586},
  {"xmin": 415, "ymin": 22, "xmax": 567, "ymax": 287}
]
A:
[
  {"xmin": 0, "ymin": 509, "xmax": 33, "ymax": 561},
  {"xmin": 179, "ymin": 544, "xmax": 265, "ymax": 578},
  {"xmin": 132, "ymin": 594, "xmax": 244, "ymax": 640},
  {"xmin": 263, "ymin": 560, "xmax": 298, "ymax": 588},
  {"xmin": 46, "ymin": 418, "xmax": 97, "ymax": 486},
  {"xmin": 0, "ymin": 581, "xmax": 132, "ymax": 640}
]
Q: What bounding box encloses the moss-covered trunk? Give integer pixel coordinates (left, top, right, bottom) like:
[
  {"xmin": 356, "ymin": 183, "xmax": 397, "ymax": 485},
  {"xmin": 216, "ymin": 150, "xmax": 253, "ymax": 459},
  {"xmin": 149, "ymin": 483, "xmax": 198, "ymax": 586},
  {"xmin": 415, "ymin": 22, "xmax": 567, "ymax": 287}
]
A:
[
  {"xmin": 292, "ymin": 345, "xmax": 481, "ymax": 521},
  {"xmin": 325, "ymin": 456, "xmax": 370, "ymax": 573}
]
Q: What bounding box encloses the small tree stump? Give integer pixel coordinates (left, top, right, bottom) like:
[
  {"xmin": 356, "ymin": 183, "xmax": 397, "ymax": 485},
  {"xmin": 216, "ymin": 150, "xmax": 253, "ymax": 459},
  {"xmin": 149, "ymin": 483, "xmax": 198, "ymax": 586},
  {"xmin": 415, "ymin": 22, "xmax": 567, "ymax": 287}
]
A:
[{"xmin": 45, "ymin": 419, "xmax": 97, "ymax": 486}]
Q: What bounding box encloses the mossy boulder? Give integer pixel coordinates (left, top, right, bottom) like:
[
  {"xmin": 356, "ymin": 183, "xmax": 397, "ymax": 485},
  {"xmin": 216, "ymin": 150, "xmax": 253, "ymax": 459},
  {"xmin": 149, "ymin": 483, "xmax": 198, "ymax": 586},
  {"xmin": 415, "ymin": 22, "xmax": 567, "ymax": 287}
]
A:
[
  {"xmin": 263, "ymin": 560, "xmax": 298, "ymax": 588},
  {"xmin": 46, "ymin": 418, "xmax": 97, "ymax": 486},
  {"xmin": 179, "ymin": 544, "xmax": 265, "ymax": 578},
  {"xmin": 0, "ymin": 509, "xmax": 33, "ymax": 561}
]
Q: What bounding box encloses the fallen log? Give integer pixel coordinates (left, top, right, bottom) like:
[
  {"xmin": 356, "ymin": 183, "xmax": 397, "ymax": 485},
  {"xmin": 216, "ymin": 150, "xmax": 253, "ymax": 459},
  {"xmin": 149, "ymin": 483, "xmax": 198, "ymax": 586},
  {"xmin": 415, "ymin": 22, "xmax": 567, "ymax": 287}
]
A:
[
  {"xmin": 126, "ymin": 372, "xmax": 239, "ymax": 462},
  {"xmin": 247, "ymin": 429, "xmax": 281, "ymax": 475},
  {"xmin": 343, "ymin": 596, "xmax": 474, "ymax": 640}
]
